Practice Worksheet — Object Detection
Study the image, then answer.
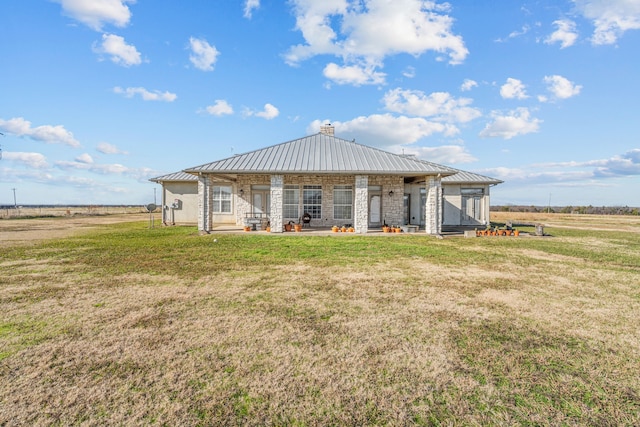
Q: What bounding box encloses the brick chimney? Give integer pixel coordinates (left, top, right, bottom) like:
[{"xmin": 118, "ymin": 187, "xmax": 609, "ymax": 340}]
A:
[{"xmin": 320, "ymin": 123, "xmax": 334, "ymax": 136}]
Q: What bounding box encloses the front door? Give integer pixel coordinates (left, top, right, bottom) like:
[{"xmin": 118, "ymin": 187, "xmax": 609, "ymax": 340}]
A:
[
  {"xmin": 461, "ymin": 195, "xmax": 482, "ymax": 225},
  {"xmin": 252, "ymin": 191, "xmax": 270, "ymax": 218},
  {"xmin": 369, "ymin": 194, "xmax": 381, "ymax": 227}
]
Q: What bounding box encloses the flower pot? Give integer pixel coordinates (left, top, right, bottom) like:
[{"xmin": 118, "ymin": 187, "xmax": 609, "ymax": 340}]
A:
[
  {"xmin": 294, "ymin": 224, "xmax": 302, "ymax": 232},
  {"xmin": 382, "ymin": 226, "xmax": 390, "ymax": 233},
  {"xmin": 348, "ymin": 227, "xmax": 355, "ymax": 232},
  {"xmin": 243, "ymin": 226, "xmax": 251, "ymax": 232},
  {"xmin": 514, "ymin": 230, "xmax": 520, "ymax": 236},
  {"xmin": 284, "ymin": 224, "xmax": 292, "ymax": 232},
  {"xmin": 341, "ymin": 226, "xmax": 347, "ymax": 233},
  {"xmin": 265, "ymin": 227, "xmax": 271, "ymax": 232},
  {"xmin": 332, "ymin": 226, "xmax": 339, "ymax": 233}
]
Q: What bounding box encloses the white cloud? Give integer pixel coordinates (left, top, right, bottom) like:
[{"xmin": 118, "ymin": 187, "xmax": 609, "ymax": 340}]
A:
[
  {"xmin": 75, "ymin": 153, "xmax": 94, "ymax": 164},
  {"xmin": 382, "ymin": 88, "xmax": 481, "ymax": 124},
  {"xmin": 94, "ymin": 33, "xmax": 142, "ymax": 67},
  {"xmin": 323, "ymin": 62, "xmax": 386, "ymax": 86},
  {"xmin": 542, "ymin": 75, "xmax": 582, "ymax": 100},
  {"xmin": 0, "ymin": 117, "xmax": 80, "ymax": 147},
  {"xmin": 403, "ymin": 145, "xmax": 477, "ymax": 164},
  {"xmin": 205, "ymin": 100, "xmax": 234, "ymax": 116},
  {"xmin": 113, "ymin": 86, "xmax": 177, "ymax": 102},
  {"xmin": 593, "ymin": 149, "xmax": 640, "ymax": 176},
  {"xmin": 55, "ymin": 159, "xmax": 129, "ymax": 175},
  {"xmin": 189, "ymin": 37, "xmax": 220, "ymax": 71},
  {"xmin": 496, "ymin": 25, "xmax": 531, "ymax": 42},
  {"xmin": 402, "ymin": 66, "xmax": 416, "ymax": 78},
  {"xmin": 244, "ymin": 0, "xmax": 260, "ymax": 18},
  {"xmin": 308, "ymin": 114, "xmax": 457, "ymax": 148},
  {"xmin": 573, "ymin": 0, "xmax": 640, "ymax": 45},
  {"xmin": 500, "ymin": 78, "xmax": 528, "ymax": 100},
  {"xmin": 2, "ymin": 151, "xmax": 49, "ymax": 169},
  {"xmin": 479, "ymin": 108, "xmax": 542, "ymax": 140},
  {"xmin": 254, "ymin": 103, "xmax": 280, "ymax": 120},
  {"xmin": 460, "ymin": 79, "xmax": 478, "ymax": 92},
  {"xmin": 96, "ymin": 142, "xmax": 128, "ymax": 155},
  {"xmin": 285, "ymin": 0, "xmax": 468, "ymax": 85},
  {"xmin": 56, "ymin": 0, "xmax": 134, "ymax": 31},
  {"xmin": 545, "ymin": 19, "xmax": 579, "ymax": 48}
]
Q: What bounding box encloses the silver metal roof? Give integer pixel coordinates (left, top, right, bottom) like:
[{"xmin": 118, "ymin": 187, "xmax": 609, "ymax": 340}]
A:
[
  {"xmin": 442, "ymin": 169, "xmax": 503, "ymax": 184},
  {"xmin": 149, "ymin": 171, "xmax": 198, "ymax": 183},
  {"xmin": 185, "ymin": 133, "xmax": 458, "ymax": 176}
]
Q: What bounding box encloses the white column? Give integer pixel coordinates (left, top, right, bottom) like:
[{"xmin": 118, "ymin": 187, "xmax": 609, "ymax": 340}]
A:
[
  {"xmin": 270, "ymin": 175, "xmax": 284, "ymax": 233},
  {"xmin": 354, "ymin": 175, "xmax": 369, "ymax": 234},
  {"xmin": 424, "ymin": 176, "xmax": 442, "ymax": 235},
  {"xmin": 197, "ymin": 174, "xmax": 213, "ymax": 233}
]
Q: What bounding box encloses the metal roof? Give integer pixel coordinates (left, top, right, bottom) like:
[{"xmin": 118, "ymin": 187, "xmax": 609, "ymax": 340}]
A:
[
  {"xmin": 442, "ymin": 169, "xmax": 503, "ymax": 184},
  {"xmin": 149, "ymin": 171, "xmax": 198, "ymax": 183},
  {"xmin": 184, "ymin": 133, "xmax": 458, "ymax": 176}
]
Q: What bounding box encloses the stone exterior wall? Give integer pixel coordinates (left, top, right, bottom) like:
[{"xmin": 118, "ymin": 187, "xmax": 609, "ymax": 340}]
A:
[
  {"xmin": 354, "ymin": 175, "xmax": 368, "ymax": 234},
  {"xmin": 197, "ymin": 175, "xmax": 213, "ymax": 233},
  {"xmin": 269, "ymin": 175, "xmax": 284, "ymax": 233},
  {"xmin": 424, "ymin": 176, "xmax": 442, "ymax": 235},
  {"xmin": 369, "ymin": 175, "xmax": 404, "ymax": 226}
]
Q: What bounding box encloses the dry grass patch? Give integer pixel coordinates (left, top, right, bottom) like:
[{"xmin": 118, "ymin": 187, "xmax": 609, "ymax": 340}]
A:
[{"xmin": 1, "ymin": 216, "xmax": 639, "ymax": 425}]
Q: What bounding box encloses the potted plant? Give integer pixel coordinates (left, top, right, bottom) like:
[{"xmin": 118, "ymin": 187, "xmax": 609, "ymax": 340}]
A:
[
  {"xmin": 341, "ymin": 225, "xmax": 347, "ymax": 233},
  {"xmin": 348, "ymin": 227, "xmax": 355, "ymax": 232},
  {"xmin": 294, "ymin": 223, "xmax": 302, "ymax": 232},
  {"xmin": 243, "ymin": 225, "xmax": 251, "ymax": 232},
  {"xmin": 284, "ymin": 221, "xmax": 293, "ymax": 232},
  {"xmin": 332, "ymin": 225, "xmax": 339, "ymax": 233}
]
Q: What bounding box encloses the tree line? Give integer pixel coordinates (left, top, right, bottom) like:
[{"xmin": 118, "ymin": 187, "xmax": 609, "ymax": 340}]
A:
[{"xmin": 491, "ymin": 205, "xmax": 640, "ymax": 215}]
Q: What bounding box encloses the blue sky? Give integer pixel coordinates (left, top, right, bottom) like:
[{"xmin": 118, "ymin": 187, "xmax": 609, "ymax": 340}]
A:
[{"xmin": 1, "ymin": 0, "xmax": 639, "ymax": 207}]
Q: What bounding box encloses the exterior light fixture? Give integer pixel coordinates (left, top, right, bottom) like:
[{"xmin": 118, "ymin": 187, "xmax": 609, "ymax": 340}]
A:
[
  {"xmin": 239, "ymin": 189, "xmax": 244, "ymax": 196},
  {"xmin": 388, "ymin": 190, "xmax": 394, "ymax": 197}
]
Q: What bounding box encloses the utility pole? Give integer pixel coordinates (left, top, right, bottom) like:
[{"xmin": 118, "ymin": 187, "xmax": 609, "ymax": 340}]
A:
[{"xmin": 12, "ymin": 188, "xmax": 17, "ymax": 208}]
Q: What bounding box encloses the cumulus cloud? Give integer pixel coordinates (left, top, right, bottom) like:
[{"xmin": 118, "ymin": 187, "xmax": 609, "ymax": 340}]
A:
[
  {"xmin": 244, "ymin": 0, "xmax": 260, "ymax": 18},
  {"xmin": 404, "ymin": 145, "xmax": 477, "ymax": 164},
  {"xmin": 285, "ymin": 0, "xmax": 468, "ymax": 85},
  {"xmin": 323, "ymin": 62, "xmax": 386, "ymax": 86},
  {"xmin": 113, "ymin": 86, "xmax": 177, "ymax": 102},
  {"xmin": 545, "ymin": 19, "xmax": 579, "ymax": 48},
  {"xmin": 75, "ymin": 153, "xmax": 94, "ymax": 164},
  {"xmin": 308, "ymin": 114, "xmax": 458, "ymax": 148},
  {"xmin": 2, "ymin": 151, "xmax": 49, "ymax": 169},
  {"xmin": 541, "ymin": 75, "xmax": 582, "ymax": 100},
  {"xmin": 479, "ymin": 108, "xmax": 541, "ymax": 140},
  {"xmin": 189, "ymin": 37, "xmax": 220, "ymax": 71},
  {"xmin": 93, "ymin": 33, "xmax": 142, "ymax": 66},
  {"xmin": 573, "ymin": 0, "xmax": 640, "ymax": 45},
  {"xmin": 97, "ymin": 142, "xmax": 128, "ymax": 155},
  {"xmin": 204, "ymin": 100, "xmax": 234, "ymax": 116},
  {"xmin": 252, "ymin": 103, "xmax": 280, "ymax": 120},
  {"xmin": 0, "ymin": 117, "xmax": 80, "ymax": 147},
  {"xmin": 382, "ymin": 88, "xmax": 481, "ymax": 124},
  {"xmin": 55, "ymin": 0, "xmax": 134, "ymax": 31},
  {"xmin": 460, "ymin": 79, "xmax": 478, "ymax": 91},
  {"xmin": 500, "ymin": 78, "xmax": 528, "ymax": 100},
  {"xmin": 592, "ymin": 149, "xmax": 640, "ymax": 176}
]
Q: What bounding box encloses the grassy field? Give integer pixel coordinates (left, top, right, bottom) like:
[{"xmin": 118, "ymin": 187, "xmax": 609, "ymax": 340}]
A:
[{"xmin": 1, "ymin": 214, "xmax": 639, "ymax": 425}]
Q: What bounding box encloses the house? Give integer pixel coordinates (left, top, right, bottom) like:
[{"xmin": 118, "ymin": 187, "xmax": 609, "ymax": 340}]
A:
[{"xmin": 150, "ymin": 125, "xmax": 502, "ymax": 234}]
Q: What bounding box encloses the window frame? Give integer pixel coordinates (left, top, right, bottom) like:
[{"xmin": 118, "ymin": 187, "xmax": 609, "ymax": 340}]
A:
[
  {"xmin": 333, "ymin": 185, "xmax": 353, "ymax": 220},
  {"xmin": 213, "ymin": 185, "xmax": 232, "ymax": 214}
]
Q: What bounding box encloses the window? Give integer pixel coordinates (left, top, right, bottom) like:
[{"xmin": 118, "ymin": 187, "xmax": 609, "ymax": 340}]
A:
[
  {"xmin": 303, "ymin": 185, "xmax": 322, "ymax": 219},
  {"xmin": 283, "ymin": 185, "xmax": 299, "ymax": 219},
  {"xmin": 333, "ymin": 185, "xmax": 352, "ymax": 220},
  {"xmin": 213, "ymin": 186, "xmax": 232, "ymax": 213}
]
